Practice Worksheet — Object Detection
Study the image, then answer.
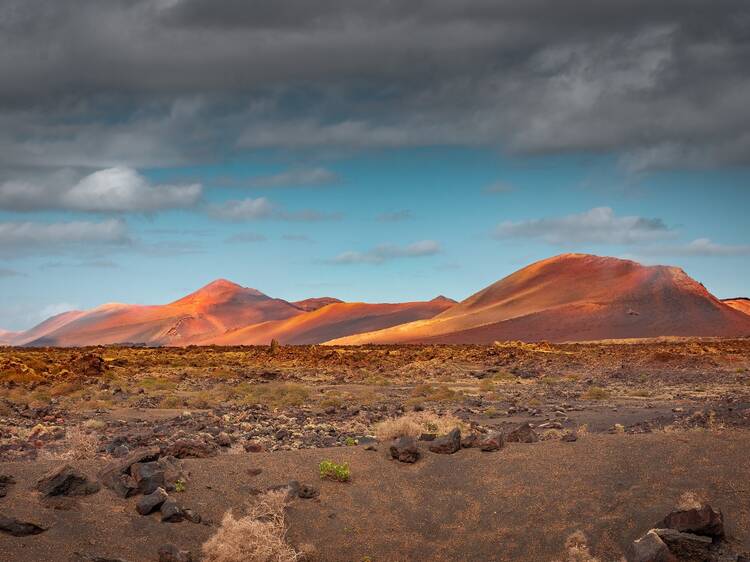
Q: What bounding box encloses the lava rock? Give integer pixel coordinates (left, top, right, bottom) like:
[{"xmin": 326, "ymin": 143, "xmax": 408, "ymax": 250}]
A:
[
  {"xmin": 130, "ymin": 462, "xmax": 165, "ymax": 495},
  {"xmin": 136, "ymin": 487, "xmax": 168, "ymax": 515},
  {"xmin": 0, "ymin": 514, "xmax": 46, "ymax": 536},
  {"xmin": 429, "ymin": 428, "xmax": 461, "ymax": 454},
  {"xmin": 99, "ymin": 446, "xmax": 161, "ymax": 498},
  {"xmin": 166, "ymin": 439, "xmax": 218, "ymax": 459},
  {"xmin": 479, "ymin": 432, "xmax": 505, "ymax": 452},
  {"xmin": 505, "ymin": 423, "xmax": 539, "ymax": 443},
  {"xmin": 160, "ymin": 498, "xmax": 184, "ymax": 522},
  {"xmin": 389, "ymin": 436, "xmax": 420, "ymax": 463},
  {"xmin": 632, "ymin": 529, "xmax": 676, "ymax": 562},
  {"xmin": 658, "ymin": 503, "xmax": 724, "ymax": 538},
  {"xmin": 561, "ymin": 431, "xmax": 578, "ymax": 442},
  {"xmin": 654, "ymin": 528, "xmax": 713, "ymax": 560},
  {"xmin": 36, "ymin": 465, "xmax": 100, "ymax": 497},
  {"xmin": 0, "ymin": 475, "xmax": 15, "ymax": 498}
]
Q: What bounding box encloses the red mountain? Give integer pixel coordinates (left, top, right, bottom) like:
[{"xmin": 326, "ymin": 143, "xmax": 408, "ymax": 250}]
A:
[
  {"xmin": 723, "ymin": 298, "xmax": 750, "ymax": 316},
  {"xmin": 329, "ymin": 254, "xmax": 750, "ymax": 344}
]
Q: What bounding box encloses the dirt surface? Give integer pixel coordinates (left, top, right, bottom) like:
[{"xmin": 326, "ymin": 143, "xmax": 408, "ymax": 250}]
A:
[
  {"xmin": 1, "ymin": 340, "xmax": 750, "ymax": 560},
  {"xmin": 1, "ymin": 432, "xmax": 750, "ymax": 561}
]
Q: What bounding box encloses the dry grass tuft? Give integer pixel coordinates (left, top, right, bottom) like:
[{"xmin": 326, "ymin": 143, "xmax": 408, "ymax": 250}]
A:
[
  {"xmin": 39, "ymin": 426, "xmax": 100, "ymax": 461},
  {"xmin": 202, "ymin": 489, "xmax": 299, "ymax": 562},
  {"xmin": 558, "ymin": 531, "xmax": 600, "ymax": 562},
  {"xmin": 373, "ymin": 411, "xmax": 467, "ymax": 441},
  {"xmin": 676, "ymin": 490, "xmax": 706, "ymax": 511}
]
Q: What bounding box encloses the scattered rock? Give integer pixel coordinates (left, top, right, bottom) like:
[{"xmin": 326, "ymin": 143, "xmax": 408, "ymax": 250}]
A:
[
  {"xmin": 215, "ymin": 432, "xmax": 231, "ymax": 447},
  {"xmin": 99, "ymin": 446, "xmax": 161, "ymax": 498},
  {"xmin": 632, "ymin": 529, "xmax": 676, "ymax": 562},
  {"xmin": 243, "ymin": 441, "xmax": 264, "ymax": 453},
  {"xmin": 36, "ymin": 465, "xmax": 100, "ymax": 497},
  {"xmin": 658, "ymin": 503, "xmax": 724, "ymax": 538},
  {"xmin": 0, "ymin": 475, "xmax": 15, "ymax": 497},
  {"xmin": 158, "ymin": 544, "xmax": 193, "ymax": 562},
  {"xmin": 461, "ymin": 433, "xmax": 480, "ymax": 448},
  {"xmin": 505, "ymin": 423, "xmax": 539, "ymax": 443},
  {"xmin": 297, "ymin": 484, "xmax": 319, "ymax": 499},
  {"xmin": 654, "ymin": 528, "xmax": 713, "ymax": 560},
  {"xmin": 136, "ymin": 487, "xmax": 168, "ymax": 515},
  {"xmin": 166, "ymin": 439, "xmax": 217, "ymax": 459},
  {"xmin": 479, "ymin": 432, "xmax": 504, "ymax": 452},
  {"xmin": 160, "ymin": 498, "xmax": 184, "ymax": 522},
  {"xmin": 428, "ymin": 428, "xmax": 461, "ymax": 454},
  {"xmin": 561, "ymin": 431, "xmax": 578, "ymax": 442},
  {"xmin": 418, "ymin": 433, "xmax": 436, "ymax": 442},
  {"xmin": 130, "ymin": 462, "xmax": 165, "ymax": 495},
  {"xmin": 0, "ymin": 514, "xmax": 46, "ymax": 536},
  {"xmin": 389, "ymin": 436, "xmax": 420, "ymax": 463}
]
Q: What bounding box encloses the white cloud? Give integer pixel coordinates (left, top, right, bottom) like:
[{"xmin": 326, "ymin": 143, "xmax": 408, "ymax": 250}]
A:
[
  {"xmin": 209, "ymin": 197, "xmax": 341, "ymax": 222},
  {"xmin": 643, "ymin": 238, "xmax": 750, "ymax": 257},
  {"xmin": 0, "ymin": 218, "xmax": 129, "ymax": 256},
  {"xmin": 330, "ymin": 240, "xmax": 441, "ymax": 264},
  {"xmin": 0, "ymin": 167, "xmax": 202, "ymax": 213},
  {"xmin": 239, "ymin": 167, "xmax": 339, "ymax": 188},
  {"xmin": 494, "ymin": 207, "xmax": 673, "ymax": 245}
]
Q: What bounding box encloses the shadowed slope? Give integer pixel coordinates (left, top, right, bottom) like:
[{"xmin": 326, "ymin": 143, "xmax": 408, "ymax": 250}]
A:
[
  {"xmin": 328, "ymin": 254, "xmax": 750, "ymax": 344},
  {"xmin": 206, "ymin": 296, "xmax": 456, "ymax": 345},
  {"xmin": 292, "ymin": 297, "xmax": 344, "ymax": 312}
]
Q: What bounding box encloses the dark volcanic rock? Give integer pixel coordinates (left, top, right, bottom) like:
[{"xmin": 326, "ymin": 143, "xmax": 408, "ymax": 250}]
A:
[
  {"xmin": 428, "ymin": 428, "xmax": 461, "ymax": 454},
  {"xmin": 136, "ymin": 487, "xmax": 168, "ymax": 515},
  {"xmin": 158, "ymin": 544, "xmax": 193, "ymax": 562},
  {"xmin": 632, "ymin": 530, "xmax": 676, "ymax": 562},
  {"xmin": 479, "ymin": 432, "xmax": 505, "ymax": 452},
  {"xmin": 654, "ymin": 528, "xmax": 713, "ymax": 560},
  {"xmin": 389, "ymin": 436, "xmax": 420, "ymax": 463},
  {"xmin": 297, "ymin": 483, "xmax": 320, "ymax": 499},
  {"xmin": 0, "ymin": 514, "xmax": 46, "ymax": 536},
  {"xmin": 130, "ymin": 462, "xmax": 165, "ymax": 495},
  {"xmin": 160, "ymin": 498, "xmax": 184, "ymax": 522},
  {"xmin": 658, "ymin": 503, "xmax": 724, "ymax": 538},
  {"xmin": 36, "ymin": 465, "xmax": 100, "ymax": 497},
  {"xmin": 0, "ymin": 474, "xmax": 15, "ymax": 497},
  {"xmin": 461, "ymin": 433, "xmax": 480, "ymax": 448},
  {"xmin": 166, "ymin": 439, "xmax": 218, "ymax": 459},
  {"xmin": 99, "ymin": 446, "xmax": 161, "ymax": 498},
  {"xmin": 505, "ymin": 423, "xmax": 539, "ymax": 443}
]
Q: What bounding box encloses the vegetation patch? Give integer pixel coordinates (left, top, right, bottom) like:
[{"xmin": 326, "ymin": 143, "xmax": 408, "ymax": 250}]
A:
[{"xmin": 319, "ymin": 460, "xmax": 351, "ymax": 482}]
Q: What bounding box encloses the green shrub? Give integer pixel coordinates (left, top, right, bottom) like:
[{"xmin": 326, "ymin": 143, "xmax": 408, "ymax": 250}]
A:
[{"xmin": 319, "ymin": 460, "xmax": 350, "ymax": 482}]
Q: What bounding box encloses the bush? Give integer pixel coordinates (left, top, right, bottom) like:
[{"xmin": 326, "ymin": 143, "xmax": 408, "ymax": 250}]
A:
[
  {"xmin": 581, "ymin": 386, "xmax": 610, "ymax": 400},
  {"xmin": 319, "ymin": 460, "xmax": 351, "ymax": 482},
  {"xmin": 372, "ymin": 411, "xmax": 467, "ymax": 441},
  {"xmin": 202, "ymin": 490, "xmax": 298, "ymax": 562}
]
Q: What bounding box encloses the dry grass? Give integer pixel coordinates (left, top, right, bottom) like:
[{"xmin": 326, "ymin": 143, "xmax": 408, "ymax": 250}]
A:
[
  {"xmin": 556, "ymin": 531, "xmax": 600, "ymax": 562},
  {"xmin": 202, "ymin": 489, "xmax": 299, "ymax": 562},
  {"xmin": 676, "ymin": 490, "xmax": 706, "ymax": 510},
  {"xmin": 372, "ymin": 411, "xmax": 467, "ymax": 441},
  {"xmin": 39, "ymin": 426, "xmax": 99, "ymax": 461}
]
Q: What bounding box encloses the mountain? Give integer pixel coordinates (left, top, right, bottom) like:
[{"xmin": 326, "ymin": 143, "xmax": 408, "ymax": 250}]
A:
[
  {"xmin": 292, "ymin": 297, "xmax": 344, "ymax": 312},
  {"xmin": 328, "ymin": 254, "xmax": 750, "ymax": 344},
  {"xmin": 206, "ymin": 297, "xmax": 456, "ymax": 345},
  {"xmin": 25, "ymin": 280, "xmax": 304, "ymax": 347},
  {"xmin": 723, "ymin": 298, "xmax": 750, "ymax": 316}
]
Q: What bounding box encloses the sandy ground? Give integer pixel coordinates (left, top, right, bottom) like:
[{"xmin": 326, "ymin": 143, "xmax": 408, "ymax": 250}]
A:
[{"xmin": 2, "ymin": 430, "xmax": 749, "ymax": 562}]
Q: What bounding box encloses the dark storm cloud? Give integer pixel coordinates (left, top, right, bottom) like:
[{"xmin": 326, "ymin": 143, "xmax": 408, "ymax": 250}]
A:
[{"xmin": 1, "ymin": 0, "xmax": 749, "ymax": 172}]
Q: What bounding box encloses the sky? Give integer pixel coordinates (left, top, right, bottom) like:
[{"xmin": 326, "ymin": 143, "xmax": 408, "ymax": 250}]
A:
[{"xmin": 0, "ymin": 0, "xmax": 749, "ymax": 331}]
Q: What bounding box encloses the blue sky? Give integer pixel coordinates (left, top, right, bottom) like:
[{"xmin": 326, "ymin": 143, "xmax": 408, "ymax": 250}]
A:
[
  {"xmin": 1, "ymin": 147, "xmax": 748, "ymax": 331},
  {"xmin": 1, "ymin": 1, "xmax": 749, "ymax": 331}
]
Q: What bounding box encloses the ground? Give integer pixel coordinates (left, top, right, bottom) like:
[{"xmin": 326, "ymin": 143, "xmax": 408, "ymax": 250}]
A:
[{"xmin": 1, "ymin": 339, "xmax": 750, "ymax": 561}]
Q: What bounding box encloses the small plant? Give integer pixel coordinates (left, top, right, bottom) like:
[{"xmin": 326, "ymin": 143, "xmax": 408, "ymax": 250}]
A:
[
  {"xmin": 174, "ymin": 479, "xmax": 186, "ymax": 492},
  {"xmin": 344, "ymin": 437, "xmax": 357, "ymax": 446},
  {"xmin": 319, "ymin": 460, "xmax": 351, "ymax": 482}
]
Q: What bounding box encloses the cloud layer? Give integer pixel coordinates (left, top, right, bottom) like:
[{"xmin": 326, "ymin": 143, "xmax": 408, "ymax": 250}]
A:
[{"xmin": 330, "ymin": 240, "xmax": 441, "ymax": 264}]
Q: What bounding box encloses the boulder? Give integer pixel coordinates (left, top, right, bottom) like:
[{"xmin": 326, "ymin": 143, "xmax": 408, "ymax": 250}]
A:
[
  {"xmin": 215, "ymin": 432, "xmax": 231, "ymax": 447},
  {"xmin": 136, "ymin": 487, "xmax": 168, "ymax": 516},
  {"xmin": 36, "ymin": 465, "xmax": 100, "ymax": 497},
  {"xmin": 632, "ymin": 530, "xmax": 677, "ymax": 562},
  {"xmin": 160, "ymin": 498, "xmax": 184, "ymax": 522},
  {"xmin": 130, "ymin": 462, "xmax": 164, "ymax": 495},
  {"xmin": 461, "ymin": 434, "xmax": 480, "ymax": 448},
  {"xmin": 505, "ymin": 423, "xmax": 539, "ymax": 443},
  {"xmin": 99, "ymin": 446, "xmax": 161, "ymax": 498},
  {"xmin": 0, "ymin": 514, "xmax": 46, "ymax": 536},
  {"xmin": 479, "ymin": 432, "xmax": 504, "ymax": 452},
  {"xmin": 158, "ymin": 544, "xmax": 193, "ymax": 562},
  {"xmin": 428, "ymin": 428, "xmax": 461, "ymax": 455},
  {"xmin": 561, "ymin": 431, "xmax": 578, "ymax": 442},
  {"xmin": 389, "ymin": 436, "xmax": 420, "ymax": 463},
  {"xmin": 166, "ymin": 439, "xmax": 218, "ymax": 459},
  {"xmin": 658, "ymin": 504, "xmax": 724, "ymax": 538},
  {"xmin": 654, "ymin": 528, "xmax": 713, "ymax": 561}
]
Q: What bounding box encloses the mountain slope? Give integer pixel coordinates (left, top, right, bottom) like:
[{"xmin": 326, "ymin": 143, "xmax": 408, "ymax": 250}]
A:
[
  {"xmin": 723, "ymin": 298, "xmax": 750, "ymax": 316},
  {"xmin": 328, "ymin": 254, "xmax": 750, "ymax": 344},
  {"xmin": 206, "ymin": 296, "xmax": 456, "ymax": 345},
  {"xmin": 27, "ymin": 280, "xmax": 303, "ymax": 346}
]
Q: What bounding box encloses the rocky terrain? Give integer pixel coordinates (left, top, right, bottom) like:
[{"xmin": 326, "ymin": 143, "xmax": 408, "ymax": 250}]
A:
[{"xmin": 1, "ymin": 339, "xmax": 750, "ymax": 560}]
